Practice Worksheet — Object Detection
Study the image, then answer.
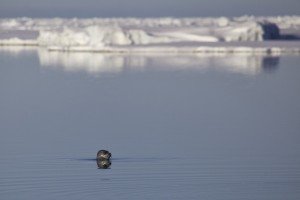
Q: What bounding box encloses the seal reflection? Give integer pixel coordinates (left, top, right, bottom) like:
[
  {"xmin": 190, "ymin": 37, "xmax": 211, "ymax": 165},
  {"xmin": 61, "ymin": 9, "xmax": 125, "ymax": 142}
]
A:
[{"xmin": 97, "ymin": 159, "xmax": 111, "ymax": 169}]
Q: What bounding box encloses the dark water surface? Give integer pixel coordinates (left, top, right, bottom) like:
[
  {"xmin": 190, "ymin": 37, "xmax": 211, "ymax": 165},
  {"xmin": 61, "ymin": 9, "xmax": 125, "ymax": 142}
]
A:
[{"xmin": 1, "ymin": 48, "xmax": 300, "ymax": 199}]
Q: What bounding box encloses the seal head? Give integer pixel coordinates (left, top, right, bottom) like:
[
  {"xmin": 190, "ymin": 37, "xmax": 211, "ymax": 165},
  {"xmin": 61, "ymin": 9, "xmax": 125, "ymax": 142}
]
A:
[{"xmin": 97, "ymin": 150, "xmax": 111, "ymax": 160}]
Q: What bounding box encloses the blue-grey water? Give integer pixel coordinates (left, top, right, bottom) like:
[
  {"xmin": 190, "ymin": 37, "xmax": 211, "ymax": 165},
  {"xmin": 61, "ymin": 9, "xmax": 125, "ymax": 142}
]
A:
[{"xmin": 0, "ymin": 48, "xmax": 300, "ymax": 199}]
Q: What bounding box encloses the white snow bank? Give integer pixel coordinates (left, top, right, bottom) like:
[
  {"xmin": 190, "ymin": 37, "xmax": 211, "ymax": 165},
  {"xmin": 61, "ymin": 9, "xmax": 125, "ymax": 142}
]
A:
[
  {"xmin": 1, "ymin": 16, "xmax": 300, "ymax": 52},
  {"xmin": 37, "ymin": 26, "xmax": 173, "ymax": 47}
]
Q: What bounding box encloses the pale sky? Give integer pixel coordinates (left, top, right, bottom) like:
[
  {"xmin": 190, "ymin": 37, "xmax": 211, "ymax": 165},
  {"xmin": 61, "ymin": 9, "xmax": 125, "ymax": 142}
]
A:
[{"xmin": 0, "ymin": 0, "xmax": 299, "ymax": 18}]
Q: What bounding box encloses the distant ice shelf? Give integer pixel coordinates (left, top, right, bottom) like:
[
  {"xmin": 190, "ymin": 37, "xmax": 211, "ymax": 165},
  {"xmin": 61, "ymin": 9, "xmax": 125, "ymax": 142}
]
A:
[{"xmin": 0, "ymin": 16, "xmax": 300, "ymax": 53}]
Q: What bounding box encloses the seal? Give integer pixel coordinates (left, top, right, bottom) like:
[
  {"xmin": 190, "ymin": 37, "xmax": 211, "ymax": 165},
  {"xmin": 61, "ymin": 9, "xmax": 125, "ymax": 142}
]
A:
[{"xmin": 97, "ymin": 150, "xmax": 111, "ymax": 160}]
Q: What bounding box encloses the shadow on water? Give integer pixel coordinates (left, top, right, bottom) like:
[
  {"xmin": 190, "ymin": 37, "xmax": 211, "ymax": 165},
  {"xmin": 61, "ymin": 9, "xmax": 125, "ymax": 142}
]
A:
[
  {"xmin": 74, "ymin": 157, "xmax": 180, "ymax": 169},
  {"xmin": 262, "ymin": 56, "xmax": 280, "ymax": 73}
]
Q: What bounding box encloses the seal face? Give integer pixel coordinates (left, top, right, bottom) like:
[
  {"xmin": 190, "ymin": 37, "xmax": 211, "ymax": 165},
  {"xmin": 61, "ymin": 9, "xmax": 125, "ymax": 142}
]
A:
[{"xmin": 97, "ymin": 150, "xmax": 111, "ymax": 160}]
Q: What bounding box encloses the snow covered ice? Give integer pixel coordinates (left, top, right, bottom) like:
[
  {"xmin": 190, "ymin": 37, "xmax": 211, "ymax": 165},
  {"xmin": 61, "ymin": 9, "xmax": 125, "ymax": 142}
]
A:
[{"xmin": 0, "ymin": 16, "xmax": 300, "ymax": 53}]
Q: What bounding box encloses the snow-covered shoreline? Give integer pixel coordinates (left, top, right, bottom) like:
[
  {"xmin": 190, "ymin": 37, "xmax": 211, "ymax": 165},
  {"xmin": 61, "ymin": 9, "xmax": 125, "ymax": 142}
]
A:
[{"xmin": 1, "ymin": 16, "xmax": 300, "ymax": 53}]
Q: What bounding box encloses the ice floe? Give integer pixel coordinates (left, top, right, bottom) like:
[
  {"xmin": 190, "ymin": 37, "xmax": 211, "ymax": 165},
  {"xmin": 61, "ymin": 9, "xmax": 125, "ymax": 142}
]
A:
[{"xmin": 0, "ymin": 16, "xmax": 300, "ymax": 53}]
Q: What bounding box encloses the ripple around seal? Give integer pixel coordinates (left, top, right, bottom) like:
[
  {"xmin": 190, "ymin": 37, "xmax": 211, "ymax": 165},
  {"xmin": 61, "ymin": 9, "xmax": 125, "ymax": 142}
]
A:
[{"xmin": 1, "ymin": 155, "xmax": 300, "ymax": 200}]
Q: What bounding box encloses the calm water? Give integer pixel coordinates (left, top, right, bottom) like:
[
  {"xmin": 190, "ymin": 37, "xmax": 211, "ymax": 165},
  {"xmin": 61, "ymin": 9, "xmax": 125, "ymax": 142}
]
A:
[{"xmin": 0, "ymin": 48, "xmax": 300, "ymax": 199}]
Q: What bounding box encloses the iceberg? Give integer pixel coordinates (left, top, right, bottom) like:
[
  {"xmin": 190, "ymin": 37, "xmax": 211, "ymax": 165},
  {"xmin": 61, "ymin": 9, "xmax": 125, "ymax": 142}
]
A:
[{"xmin": 0, "ymin": 16, "xmax": 300, "ymax": 53}]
